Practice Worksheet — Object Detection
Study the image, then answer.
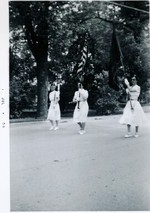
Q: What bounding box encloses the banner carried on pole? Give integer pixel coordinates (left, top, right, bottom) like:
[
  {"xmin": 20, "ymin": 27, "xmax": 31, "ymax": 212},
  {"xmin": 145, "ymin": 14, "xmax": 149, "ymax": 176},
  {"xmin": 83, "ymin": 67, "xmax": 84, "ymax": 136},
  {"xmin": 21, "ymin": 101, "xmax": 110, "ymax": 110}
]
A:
[{"xmin": 109, "ymin": 26, "xmax": 124, "ymax": 91}]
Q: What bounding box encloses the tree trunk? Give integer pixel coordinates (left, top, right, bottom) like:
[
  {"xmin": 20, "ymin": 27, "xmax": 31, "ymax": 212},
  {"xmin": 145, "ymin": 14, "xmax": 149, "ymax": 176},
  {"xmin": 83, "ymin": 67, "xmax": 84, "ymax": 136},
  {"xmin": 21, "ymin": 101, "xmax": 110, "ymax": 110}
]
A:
[{"xmin": 37, "ymin": 60, "xmax": 48, "ymax": 118}]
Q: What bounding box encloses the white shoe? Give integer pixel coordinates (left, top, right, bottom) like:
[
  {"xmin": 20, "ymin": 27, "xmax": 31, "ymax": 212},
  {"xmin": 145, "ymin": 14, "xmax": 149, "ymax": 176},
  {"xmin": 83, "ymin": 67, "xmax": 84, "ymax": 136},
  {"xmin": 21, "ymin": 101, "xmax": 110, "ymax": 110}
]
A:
[
  {"xmin": 54, "ymin": 126, "xmax": 59, "ymax": 131},
  {"xmin": 124, "ymin": 134, "xmax": 132, "ymax": 138},
  {"xmin": 134, "ymin": 134, "xmax": 139, "ymax": 138},
  {"xmin": 49, "ymin": 126, "xmax": 54, "ymax": 130},
  {"xmin": 79, "ymin": 130, "xmax": 86, "ymax": 135}
]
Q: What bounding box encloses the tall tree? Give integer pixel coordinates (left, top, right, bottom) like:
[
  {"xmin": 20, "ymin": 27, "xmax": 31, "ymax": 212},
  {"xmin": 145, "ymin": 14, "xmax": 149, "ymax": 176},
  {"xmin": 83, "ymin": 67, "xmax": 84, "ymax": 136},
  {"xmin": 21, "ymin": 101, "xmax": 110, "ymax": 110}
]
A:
[
  {"xmin": 10, "ymin": 2, "xmax": 50, "ymax": 117},
  {"xmin": 9, "ymin": 1, "xmax": 73, "ymax": 118}
]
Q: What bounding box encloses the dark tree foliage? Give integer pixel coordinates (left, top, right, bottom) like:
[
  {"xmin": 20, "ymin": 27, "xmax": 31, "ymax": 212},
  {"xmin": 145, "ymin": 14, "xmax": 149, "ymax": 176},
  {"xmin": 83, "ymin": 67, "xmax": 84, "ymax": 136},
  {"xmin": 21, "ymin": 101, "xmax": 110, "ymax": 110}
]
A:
[{"xmin": 9, "ymin": 1, "xmax": 150, "ymax": 118}]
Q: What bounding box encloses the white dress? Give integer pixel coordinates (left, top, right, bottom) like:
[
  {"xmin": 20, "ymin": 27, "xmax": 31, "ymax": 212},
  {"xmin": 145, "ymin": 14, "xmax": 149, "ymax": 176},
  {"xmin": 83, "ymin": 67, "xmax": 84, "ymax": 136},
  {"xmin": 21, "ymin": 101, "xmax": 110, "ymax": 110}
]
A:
[
  {"xmin": 47, "ymin": 91, "xmax": 61, "ymax": 121},
  {"xmin": 73, "ymin": 89, "xmax": 89, "ymax": 123},
  {"xmin": 119, "ymin": 84, "xmax": 146, "ymax": 126}
]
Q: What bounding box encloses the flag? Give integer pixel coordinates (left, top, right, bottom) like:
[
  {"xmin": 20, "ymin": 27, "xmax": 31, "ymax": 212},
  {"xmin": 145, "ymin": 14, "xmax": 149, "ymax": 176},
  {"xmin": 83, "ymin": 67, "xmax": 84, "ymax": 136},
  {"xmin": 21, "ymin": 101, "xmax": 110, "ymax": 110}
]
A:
[
  {"xmin": 109, "ymin": 27, "xmax": 123, "ymax": 91},
  {"xmin": 76, "ymin": 33, "xmax": 89, "ymax": 80}
]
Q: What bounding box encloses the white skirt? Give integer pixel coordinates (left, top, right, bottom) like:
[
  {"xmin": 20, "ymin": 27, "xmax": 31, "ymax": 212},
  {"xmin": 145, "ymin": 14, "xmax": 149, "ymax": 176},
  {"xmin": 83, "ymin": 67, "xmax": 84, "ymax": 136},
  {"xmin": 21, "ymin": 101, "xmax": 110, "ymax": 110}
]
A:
[
  {"xmin": 73, "ymin": 101, "xmax": 89, "ymax": 123},
  {"xmin": 119, "ymin": 100, "xmax": 146, "ymax": 126},
  {"xmin": 47, "ymin": 102, "xmax": 61, "ymax": 121}
]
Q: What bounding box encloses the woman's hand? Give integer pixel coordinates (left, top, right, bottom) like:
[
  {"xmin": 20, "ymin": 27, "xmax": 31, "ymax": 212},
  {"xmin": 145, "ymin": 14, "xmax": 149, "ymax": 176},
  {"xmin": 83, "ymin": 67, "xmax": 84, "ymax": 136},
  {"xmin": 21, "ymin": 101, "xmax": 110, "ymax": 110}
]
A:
[
  {"xmin": 73, "ymin": 97, "xmax": 79, "ymax": 103},
  {"xmin": 124, "ymin": 78, "xmax": 130, "ymax": 87}
]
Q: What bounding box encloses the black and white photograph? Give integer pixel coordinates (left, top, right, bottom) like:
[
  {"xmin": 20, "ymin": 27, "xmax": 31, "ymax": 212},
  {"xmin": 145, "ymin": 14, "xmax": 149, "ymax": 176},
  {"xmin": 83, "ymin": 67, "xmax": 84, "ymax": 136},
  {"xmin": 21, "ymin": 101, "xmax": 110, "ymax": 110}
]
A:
[{"xmin": 0, "ymin": 0, "xmax": 150, "ymax": 212}]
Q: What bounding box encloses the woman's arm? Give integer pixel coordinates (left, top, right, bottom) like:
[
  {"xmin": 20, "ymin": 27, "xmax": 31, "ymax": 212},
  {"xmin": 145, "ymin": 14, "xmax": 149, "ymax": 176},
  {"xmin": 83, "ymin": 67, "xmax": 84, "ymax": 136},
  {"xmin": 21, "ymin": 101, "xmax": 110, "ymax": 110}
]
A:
[
  {"xmin": 72, "ymin": 92, "xmax": 79, "ymax": 102},
  {"xmin": 79, "ymin": 89, "xmax": 88, "ymax": 100},
  {"xmin": 49, "ymin": 92, "xmax": 52, "ymax": 101},
  {"xmin": 54, "ymin": 91, "xmax": 60, "ymax": 104}
]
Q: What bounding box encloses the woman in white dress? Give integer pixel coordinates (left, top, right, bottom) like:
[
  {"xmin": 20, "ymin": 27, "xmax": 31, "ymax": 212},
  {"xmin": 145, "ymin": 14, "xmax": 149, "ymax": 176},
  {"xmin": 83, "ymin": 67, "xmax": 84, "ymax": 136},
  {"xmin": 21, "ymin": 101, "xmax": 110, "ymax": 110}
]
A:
[
  {"xmin": 73, "ymin": 82, "xmax": 89, "ymax": 134},
  {"xmin": 47, "ymin": 83, "xmax": 61, "ymax": 130},
  {"xmin": 119, "ymin": 76, "xmax": 146, "ymax": 138}
]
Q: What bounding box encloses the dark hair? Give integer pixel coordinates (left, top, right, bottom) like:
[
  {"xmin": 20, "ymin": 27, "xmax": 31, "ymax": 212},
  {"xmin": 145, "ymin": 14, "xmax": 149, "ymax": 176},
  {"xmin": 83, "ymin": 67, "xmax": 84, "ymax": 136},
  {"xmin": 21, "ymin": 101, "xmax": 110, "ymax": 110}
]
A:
[
  {"xmin": 51, "ymin": 83, "xmax": 56, "ymax": 87},
  {"xmin": 131, "ymin": 74, "xmax": 137, "ymax": 81},
  {"xmin": 82, "ymin": 81, "xmax": 87, "ymax": 88},
  {"xmin": 78, "ymin": 82, "xmax": 88, "ymax": 90}
]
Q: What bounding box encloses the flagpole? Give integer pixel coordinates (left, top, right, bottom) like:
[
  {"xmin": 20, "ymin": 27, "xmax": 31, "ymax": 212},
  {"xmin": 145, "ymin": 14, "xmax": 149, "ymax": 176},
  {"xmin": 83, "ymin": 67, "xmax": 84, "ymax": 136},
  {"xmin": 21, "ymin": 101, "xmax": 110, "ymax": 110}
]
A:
[
  {"xmin": 113, "ymin": 26, "xmax": 133, "ymax": 110},
  {"xmin": 106, "ymin": 1, "xmax": 149, "ymax": 14},
  {"xmin": 118, "ymin": 34, "xmax": 133, "ymax": 110},
  {"xmin": 114, "ymin": 27, "xmax": 125, "ymax": 72}
]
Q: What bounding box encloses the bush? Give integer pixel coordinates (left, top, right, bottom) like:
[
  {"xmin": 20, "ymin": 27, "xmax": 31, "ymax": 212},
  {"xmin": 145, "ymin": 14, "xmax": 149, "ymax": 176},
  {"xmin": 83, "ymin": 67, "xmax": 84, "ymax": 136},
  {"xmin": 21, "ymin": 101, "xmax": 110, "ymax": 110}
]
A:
[
  {"xmin": 95, "ymin": 96, "xmax": 119, "ymax": 115},
  {"xmin": 10, "ymin": 77, "xmax": 37, "ymax": 119}
]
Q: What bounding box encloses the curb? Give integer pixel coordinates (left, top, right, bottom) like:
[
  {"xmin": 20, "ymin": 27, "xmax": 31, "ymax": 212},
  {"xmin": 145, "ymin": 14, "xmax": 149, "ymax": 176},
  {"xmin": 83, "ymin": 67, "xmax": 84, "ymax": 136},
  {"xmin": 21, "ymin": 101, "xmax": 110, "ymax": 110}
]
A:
[
  {"xmin": 10, "ymin": 105, "xmax": 150, "ymax": 124},
  {"xmin": 10, "ymin": 117, "xmax": 73, "ymax": 124}
]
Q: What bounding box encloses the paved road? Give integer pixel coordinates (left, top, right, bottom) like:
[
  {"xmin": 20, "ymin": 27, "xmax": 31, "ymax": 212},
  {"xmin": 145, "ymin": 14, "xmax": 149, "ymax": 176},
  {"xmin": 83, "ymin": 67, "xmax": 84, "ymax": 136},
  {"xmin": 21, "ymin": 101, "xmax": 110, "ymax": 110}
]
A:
[{"xmin": 10, "ymin": 114, "xmax": 150, "ymax": 211}]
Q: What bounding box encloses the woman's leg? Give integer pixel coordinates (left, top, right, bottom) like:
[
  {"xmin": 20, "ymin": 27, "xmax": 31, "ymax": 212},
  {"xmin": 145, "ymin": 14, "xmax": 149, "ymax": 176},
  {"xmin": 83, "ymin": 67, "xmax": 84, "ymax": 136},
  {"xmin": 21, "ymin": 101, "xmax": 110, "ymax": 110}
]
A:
[
  {"xmin": 135, "ymin": 126, "xmax": 139, "ymax": 133},
  {"xmin": 81, "ymin": 122, "xmax": 86, "ymax": 130},
  {"xmin": 49, "ymin": 120, "xmax": 54, "ymax": 130},
  {"xmin": 54, "ymin": 120, "xmax": 59, "ymax": 130},
  {"xmin": 77, "ymin": 122, "xmax": 82, "ymax": 129},
  {"xmin": 50, "ymin": 120, "xmax": 54, "ymax": 126},
  {"xmin": 127, "ymin": 124, "xmax": 131, "ymax": 133},
  {"xmin": 56, "ymin": 120, "xmax": 59, "ymax": 127},
  {"xmin": 79, "ymin": 122, "xmax": 86, "ymax": 134},
  {"xmin": 135, "ymin": 126, "xmax": 139, "ymax": 137},
  {"xmin": 125, "ymin": 124, "xmax": 132, "ymax": 137}
]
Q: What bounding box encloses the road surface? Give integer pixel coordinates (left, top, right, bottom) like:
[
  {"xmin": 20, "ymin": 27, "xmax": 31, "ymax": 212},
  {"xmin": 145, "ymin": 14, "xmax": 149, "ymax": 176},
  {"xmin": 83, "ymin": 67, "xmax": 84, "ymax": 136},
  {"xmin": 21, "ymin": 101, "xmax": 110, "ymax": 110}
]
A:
[{"xmin": 10, "ymin": 114, "xmax": 150, "ymax": 211}]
